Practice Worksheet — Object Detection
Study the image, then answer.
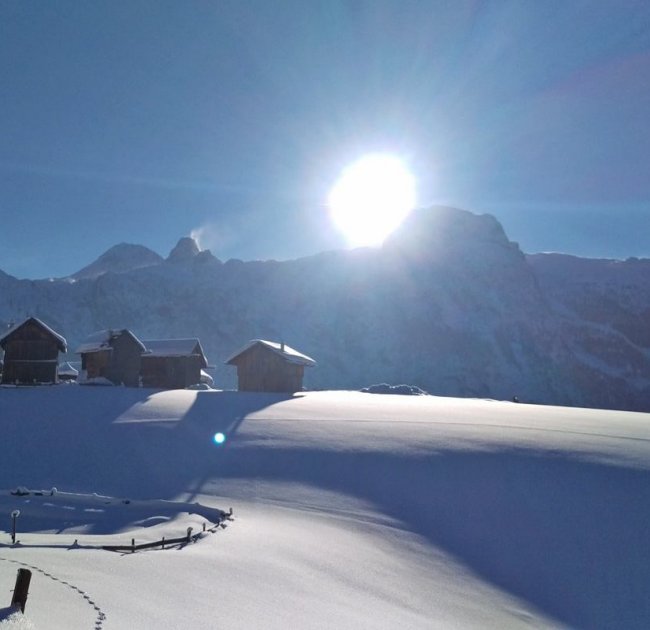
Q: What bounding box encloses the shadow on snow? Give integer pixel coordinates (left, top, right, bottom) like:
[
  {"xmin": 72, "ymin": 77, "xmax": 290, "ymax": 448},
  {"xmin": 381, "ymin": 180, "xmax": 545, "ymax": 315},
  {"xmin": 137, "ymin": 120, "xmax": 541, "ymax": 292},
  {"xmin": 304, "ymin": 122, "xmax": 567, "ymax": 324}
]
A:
[{"xmin": 0, "ymin": 387, "xmax": 649, "ymax": 627}]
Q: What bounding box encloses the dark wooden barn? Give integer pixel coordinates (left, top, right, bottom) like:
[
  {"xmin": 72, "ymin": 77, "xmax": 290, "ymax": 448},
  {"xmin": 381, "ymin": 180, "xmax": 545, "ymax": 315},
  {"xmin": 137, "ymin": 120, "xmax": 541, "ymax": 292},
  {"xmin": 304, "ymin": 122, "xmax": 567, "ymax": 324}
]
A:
[
  {"xmin": 76, "ymin": 329, "xmax": 145, "ymax": 387},
  {"xmin": 0, "ymin": 317, "xmax": 67, "ymax": 385},
  {"xmin": 225, "ymin": 339, "xmax": 316, "ymax": 393},
  {"xmin": 141, "ymin": 338, "xmax": 208, "ymax": 389}
]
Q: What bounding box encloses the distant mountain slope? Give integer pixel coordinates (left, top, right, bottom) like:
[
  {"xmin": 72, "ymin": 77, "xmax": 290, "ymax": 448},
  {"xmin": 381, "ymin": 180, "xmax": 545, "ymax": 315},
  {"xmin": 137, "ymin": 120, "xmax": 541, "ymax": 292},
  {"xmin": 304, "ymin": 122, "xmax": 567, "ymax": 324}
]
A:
[
  {"xmin": 527, "ymin": 253, "xmax": 650, "ymax": 408},
  {"xmin": 0, "ymin": 208, "xmax": 648, "ymax": 411},
  {"xmin": 527, "ymin": 253, "xmax": 650, "ymax": 346},
  {"xmin": 71, "ymin": 243, "xmax": 163, "ymax": 280}
]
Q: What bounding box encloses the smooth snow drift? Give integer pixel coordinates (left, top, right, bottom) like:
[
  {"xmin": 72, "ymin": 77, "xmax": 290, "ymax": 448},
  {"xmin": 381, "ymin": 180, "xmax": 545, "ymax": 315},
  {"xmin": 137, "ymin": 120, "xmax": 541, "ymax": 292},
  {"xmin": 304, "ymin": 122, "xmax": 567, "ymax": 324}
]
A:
[{"xmin": 0, "ymin": 387, "xmax": 648, "ymax": 628}]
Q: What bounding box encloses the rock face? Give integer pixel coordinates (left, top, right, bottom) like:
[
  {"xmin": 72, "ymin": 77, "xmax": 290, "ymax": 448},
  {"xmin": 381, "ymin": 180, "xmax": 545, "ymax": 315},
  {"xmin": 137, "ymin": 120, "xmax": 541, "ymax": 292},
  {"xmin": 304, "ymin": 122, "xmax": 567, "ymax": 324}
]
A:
[
  {"xmin": 0, "ymin": 206, "xmax": 649, "ymax": 411},
  {"xmin": 167, "ymin": 237, "xmax": 200, "ymax": 263}
]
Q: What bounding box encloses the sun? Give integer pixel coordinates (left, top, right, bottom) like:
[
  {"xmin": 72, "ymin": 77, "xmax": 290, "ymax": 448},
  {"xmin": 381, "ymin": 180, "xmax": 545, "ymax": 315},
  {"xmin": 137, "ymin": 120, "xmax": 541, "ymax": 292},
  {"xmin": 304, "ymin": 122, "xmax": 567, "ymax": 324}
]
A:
[{"xmin": 328, "ymin": 154, "xmax": 416, "ymax": 247}]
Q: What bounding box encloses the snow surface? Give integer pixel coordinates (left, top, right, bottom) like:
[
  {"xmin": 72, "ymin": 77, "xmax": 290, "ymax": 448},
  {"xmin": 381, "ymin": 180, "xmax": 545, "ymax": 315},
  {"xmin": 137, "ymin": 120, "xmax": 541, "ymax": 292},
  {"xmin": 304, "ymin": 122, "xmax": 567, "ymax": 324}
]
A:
[{"xmin": 0, "ymin": 387, "xmax": 649, "ymax": 628}]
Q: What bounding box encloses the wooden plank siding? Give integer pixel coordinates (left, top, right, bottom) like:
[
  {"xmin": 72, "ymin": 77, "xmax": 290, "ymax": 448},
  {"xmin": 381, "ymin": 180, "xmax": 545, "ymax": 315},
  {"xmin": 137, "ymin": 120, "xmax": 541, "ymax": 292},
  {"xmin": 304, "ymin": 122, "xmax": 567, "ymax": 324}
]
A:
[
  {"xmin": 0, "ymin": 319, "xmax": 65, "ymax": 385},
  {"xmin": 141, "ymin": 355, "xmax": 203, "ymax": 389},
  {"xmin": 232, "ymin": 344, "xmax": 305, "ymax": 393},
  {"xmin": 105, "ymin": 332, "xmax": 142, "ymax": 387},
  {"xmin": 78, "ymin": 331, "xmax": 143, "ymax": 387},
  {"xmin": 81, "ymin": 350, "xmax": 111, "ymax": 379}
]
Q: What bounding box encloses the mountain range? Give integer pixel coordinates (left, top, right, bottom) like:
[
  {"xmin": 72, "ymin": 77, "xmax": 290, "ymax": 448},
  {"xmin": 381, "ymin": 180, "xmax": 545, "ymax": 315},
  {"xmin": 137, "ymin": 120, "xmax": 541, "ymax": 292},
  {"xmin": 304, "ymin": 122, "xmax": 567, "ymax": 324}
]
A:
[{"xmin": 1, "ymin": 206, "xmax": 649, "ymax": 411}]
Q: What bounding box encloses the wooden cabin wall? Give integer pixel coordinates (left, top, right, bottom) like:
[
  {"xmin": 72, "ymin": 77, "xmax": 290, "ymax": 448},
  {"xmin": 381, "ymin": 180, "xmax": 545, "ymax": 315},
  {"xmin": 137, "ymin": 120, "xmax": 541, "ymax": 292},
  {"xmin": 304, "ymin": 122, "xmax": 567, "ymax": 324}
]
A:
[
  {"xmin": 142, "ymin": 355, "xmax": 203, "ymax": 389},
  {"xmin": 234, "ymin": 345, "xmax": 304, "ymax": 392},
  {"xmin": 106, "ymin": 334, "xmax": 142, "ymax": 387},
  {"xmin": 183, "ymin": 355, "xmax": 203, "ymax": 388},
  {"xmin": 83, "ymin": 351, "xmax": 111, "ymax": 379},
  {"xmin": 2, "ymin": 359, "xmax": 58, "ymax": 384},
  {"xmin": 1, "ymin": 321, "xmax": 61, "ymax": 384},
  {"xmin": 141, "ymin": 356, "xmax": 166, "ymax": 388}
]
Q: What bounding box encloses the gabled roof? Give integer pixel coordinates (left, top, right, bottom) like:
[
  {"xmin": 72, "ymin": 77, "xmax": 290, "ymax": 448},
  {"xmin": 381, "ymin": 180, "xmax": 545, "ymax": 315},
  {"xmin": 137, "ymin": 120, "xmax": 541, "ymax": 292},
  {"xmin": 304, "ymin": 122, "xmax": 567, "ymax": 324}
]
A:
[
  {"xmin": 142, "ymin": 338, "xmax": 208, "ymax": 368},
  {"xmin": 0, "ymin": 317, "xmax": 67, "ymax": 352},
  {"xmin": 58, "ymin": 361, "xmax": 79, "ymax": 377},
  {"xmin": 225, "ymin": 339, "xmax": 316, "ymax": 367},
  {"xmin": 75, "ymin": 329, "xmax": 146, "ymax": 354}
]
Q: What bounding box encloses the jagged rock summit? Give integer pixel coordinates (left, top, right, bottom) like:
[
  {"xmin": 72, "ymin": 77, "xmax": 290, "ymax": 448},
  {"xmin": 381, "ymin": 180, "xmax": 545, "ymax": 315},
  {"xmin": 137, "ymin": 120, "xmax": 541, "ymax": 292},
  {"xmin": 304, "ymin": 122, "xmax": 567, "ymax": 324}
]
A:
[
  {"xmin": 71, "ymin": 243, "xmax": 163, "ymax": 280},
  {"xmin": 167, "ymin": 236, "xmax": 200, "ymax": 263}
]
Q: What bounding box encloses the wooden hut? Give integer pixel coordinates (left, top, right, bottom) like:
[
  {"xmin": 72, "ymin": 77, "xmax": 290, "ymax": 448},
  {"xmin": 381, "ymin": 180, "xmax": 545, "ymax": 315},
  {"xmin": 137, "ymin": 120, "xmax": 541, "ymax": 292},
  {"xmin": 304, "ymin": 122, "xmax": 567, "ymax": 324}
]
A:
[
  {"xmin": 0, "ymin": 317, "xmax": 67, "ymax": 385},
  {"xmin": 141, "ymin": 339, "xmax": 208, "ymax": 389},
  {"xmin": 225, "ymin": 339, "xmax": 315, "ymax": 393},
  {"xmin": 58, "ymin": 361, "xmax": 79, "ymax": 382},
  {"xmin": 76, "ymin": 329, "xmax": 145, "ymax": 387}
]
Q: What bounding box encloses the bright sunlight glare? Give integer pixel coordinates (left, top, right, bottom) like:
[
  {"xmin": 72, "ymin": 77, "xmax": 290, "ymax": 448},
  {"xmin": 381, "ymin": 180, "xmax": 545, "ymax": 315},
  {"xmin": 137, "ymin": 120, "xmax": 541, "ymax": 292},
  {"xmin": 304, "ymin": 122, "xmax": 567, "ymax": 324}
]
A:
[{"xmin": 328, "ymin": 154, "xmax": 416, "ymax": 247}]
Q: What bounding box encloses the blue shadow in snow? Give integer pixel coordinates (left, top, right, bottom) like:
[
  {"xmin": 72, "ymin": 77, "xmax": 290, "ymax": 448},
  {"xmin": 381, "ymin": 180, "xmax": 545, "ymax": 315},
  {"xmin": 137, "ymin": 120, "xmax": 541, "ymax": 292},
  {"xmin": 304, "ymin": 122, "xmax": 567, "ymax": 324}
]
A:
[{"xmin": 200, "ymin": 444, "xmax": 650, "ymax": 629}]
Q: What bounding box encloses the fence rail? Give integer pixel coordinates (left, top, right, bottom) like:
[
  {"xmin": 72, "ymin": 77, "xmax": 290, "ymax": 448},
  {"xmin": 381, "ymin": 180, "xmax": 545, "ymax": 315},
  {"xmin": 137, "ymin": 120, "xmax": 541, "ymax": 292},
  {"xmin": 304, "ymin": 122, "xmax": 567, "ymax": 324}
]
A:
[{"xmin": 102, "ymin": 510, "xmax": 233, "ymax": 553}]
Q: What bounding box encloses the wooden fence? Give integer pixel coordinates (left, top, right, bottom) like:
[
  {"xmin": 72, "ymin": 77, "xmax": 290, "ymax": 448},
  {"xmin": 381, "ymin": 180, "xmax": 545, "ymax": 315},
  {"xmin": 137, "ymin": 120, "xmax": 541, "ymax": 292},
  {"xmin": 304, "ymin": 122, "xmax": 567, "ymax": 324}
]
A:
[{"xmin": 102, "ymin": 512, "xmax": 233, "ymax": 553}]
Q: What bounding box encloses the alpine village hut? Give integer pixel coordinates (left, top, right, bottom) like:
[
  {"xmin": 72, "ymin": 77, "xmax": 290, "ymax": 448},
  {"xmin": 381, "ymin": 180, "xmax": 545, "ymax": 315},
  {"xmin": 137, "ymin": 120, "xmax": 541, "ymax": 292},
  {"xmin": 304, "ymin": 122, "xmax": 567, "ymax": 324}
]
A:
[
  {"xmin": 58, "ymin": 361, "xmax": 79, "ymax": 382},
  {"xmin": 141, "ymin": 338, "xmax": 208, "ymax": 389},
  {"xmin": 225, "ymin": 339, "xmax": 316, "ymax": 393},
  {"xmin": 0, "ymin": 317, "xmax": 67, "ymax": 385},
  {"xmin": 76, "ymin": 329, "xmax": 145, "ymax": 387}
]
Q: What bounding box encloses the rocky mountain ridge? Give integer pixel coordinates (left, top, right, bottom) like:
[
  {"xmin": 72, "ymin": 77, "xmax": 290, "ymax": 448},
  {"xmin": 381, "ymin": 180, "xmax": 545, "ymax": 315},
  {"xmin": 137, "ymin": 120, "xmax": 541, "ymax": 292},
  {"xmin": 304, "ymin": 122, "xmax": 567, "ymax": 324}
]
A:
[{"xmin": 1, "ymin": 206, "xmax": 648, "ymax": 411}]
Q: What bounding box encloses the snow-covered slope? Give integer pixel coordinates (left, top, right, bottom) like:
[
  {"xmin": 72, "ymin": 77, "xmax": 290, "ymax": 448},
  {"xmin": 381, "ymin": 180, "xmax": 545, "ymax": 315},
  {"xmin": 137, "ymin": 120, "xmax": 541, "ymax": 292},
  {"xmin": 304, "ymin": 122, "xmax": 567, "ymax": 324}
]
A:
[
  {"xmin": 528, "ymin": 253, "xmax": 650, "ymax": 409},
  {"xmin": 0, "ymin": 387, "xmax": 648, "ymax": 628},
  {"xmin": 0, "ymin": 207, "xmax": 649, "ymax": 411},
  {"xmin": 70, "ymin": 243, "xmax": 163, "ymax": 280}
]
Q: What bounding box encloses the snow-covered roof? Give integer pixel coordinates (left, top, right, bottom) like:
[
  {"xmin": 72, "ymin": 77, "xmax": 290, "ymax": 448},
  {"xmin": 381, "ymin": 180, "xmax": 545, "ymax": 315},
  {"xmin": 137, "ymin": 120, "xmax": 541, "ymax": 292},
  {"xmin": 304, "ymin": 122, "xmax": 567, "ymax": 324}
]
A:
[
  {"xmin": 142, "ymin": 338, "xmax": 208, "ymax": 367},
  {"xmin": 225, "ymin": 339, "xmax": 316, "ymax": 367},
  {"xmin": 75, "ymin": 329, "xmax": 146, "ymax": 354},
  {"xmin": 58, "ymin": 361, "xmax": 79, "ymax": 376},
  {"xmin": 200, "ymin": 369, "xmax": 213, "ymax": 385},
  {"xmin": 0, "ymin": 317, "xmax": 67, "ymax": 352},
  {"xmin": 75, "ymin": 330, "xmax": 113, "ymax": 354},
  {"xmin": 142, "ymin": 338, "xmax": 203, "ymax": 357}
]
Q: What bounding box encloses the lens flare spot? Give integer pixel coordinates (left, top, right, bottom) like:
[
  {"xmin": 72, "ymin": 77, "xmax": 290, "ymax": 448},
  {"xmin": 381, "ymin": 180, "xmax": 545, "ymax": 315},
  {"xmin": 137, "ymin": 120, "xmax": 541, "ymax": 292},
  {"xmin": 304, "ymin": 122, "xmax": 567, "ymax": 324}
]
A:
[{"xmin": 213, "ymin": 432, "xmax": 226, "ymax": 445}]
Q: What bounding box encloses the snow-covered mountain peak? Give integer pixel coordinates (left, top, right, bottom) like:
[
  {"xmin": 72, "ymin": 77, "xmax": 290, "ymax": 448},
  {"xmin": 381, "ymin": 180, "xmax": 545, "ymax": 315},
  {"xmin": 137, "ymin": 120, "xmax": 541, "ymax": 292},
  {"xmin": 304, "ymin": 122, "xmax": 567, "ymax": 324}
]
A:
[
  {"xmin": 385, "ymin": 206, "xmax": 515, "ymax": 260},
  {"xmin": 167, "ymin": 236, "xmax": 200, "ymax": 262},
  {"xmin": 71, "ymin": 243, "xmax": 163, "ymax": 280}
]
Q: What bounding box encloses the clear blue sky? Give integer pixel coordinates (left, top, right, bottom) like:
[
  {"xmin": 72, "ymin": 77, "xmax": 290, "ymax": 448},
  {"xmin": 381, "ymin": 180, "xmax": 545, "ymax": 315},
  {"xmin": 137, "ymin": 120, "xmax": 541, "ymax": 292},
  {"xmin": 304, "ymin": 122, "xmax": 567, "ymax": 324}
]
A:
[{"xmin": 1, "ymin": 1, "xmax": 649, "ymax": 278}]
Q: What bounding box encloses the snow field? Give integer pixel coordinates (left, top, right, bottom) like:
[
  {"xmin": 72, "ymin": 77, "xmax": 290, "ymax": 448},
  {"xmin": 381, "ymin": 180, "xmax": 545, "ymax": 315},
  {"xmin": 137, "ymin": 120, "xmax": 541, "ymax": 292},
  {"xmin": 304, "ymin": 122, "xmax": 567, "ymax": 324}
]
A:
[{"xmin": 0, "ymin": 387, "xmax": 648, "ymax": 628}]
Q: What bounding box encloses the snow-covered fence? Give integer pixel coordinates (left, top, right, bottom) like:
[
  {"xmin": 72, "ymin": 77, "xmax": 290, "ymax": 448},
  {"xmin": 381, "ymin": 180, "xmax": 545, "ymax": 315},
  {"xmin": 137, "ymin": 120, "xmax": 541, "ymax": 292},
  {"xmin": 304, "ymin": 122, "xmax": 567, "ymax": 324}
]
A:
[
  {"xmin": 102, "ymin": 510, "xmax": 234, "ymax": 553},
  {"xmin": 3, "ymin": 489, "xmax": 234, "ymax": 553}
]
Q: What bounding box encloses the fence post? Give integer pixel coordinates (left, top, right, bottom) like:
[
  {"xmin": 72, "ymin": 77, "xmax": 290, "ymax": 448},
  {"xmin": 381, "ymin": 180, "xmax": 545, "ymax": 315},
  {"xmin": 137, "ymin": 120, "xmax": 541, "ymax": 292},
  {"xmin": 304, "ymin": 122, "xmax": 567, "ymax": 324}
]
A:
[
  {"xmin": 10, "ymin": 568, "xmax": 31, "ymax": 613},
  {"xmin": 131, "ymin": 538, "xmax": 135, "ymax": 553},
  {"xmin": 10, "ymin": 510, "xmax": 20, "ymax": 544}
]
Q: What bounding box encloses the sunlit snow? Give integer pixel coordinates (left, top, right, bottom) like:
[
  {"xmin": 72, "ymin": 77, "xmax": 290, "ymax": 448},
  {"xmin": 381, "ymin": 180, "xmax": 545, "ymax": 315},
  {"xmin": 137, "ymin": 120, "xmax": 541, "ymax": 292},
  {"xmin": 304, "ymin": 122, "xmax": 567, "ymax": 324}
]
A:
[{"xmin": 0, "ymin": 387, "xmax": 648, "ymax": 628}]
